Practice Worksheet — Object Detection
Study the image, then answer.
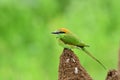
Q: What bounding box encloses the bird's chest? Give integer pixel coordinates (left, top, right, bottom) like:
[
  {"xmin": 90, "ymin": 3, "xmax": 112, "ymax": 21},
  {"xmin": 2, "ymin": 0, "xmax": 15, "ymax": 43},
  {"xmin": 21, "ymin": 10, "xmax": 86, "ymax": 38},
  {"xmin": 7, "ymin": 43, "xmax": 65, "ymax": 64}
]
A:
[
  {"xmin": 59, "ymin": 35, "xmax": 79, "ymax": 45},
  {"xmin": 58, "ymin": 38, "xmax": 76, "ymax": 49},
  {"xmin": 59, "ymin": 37, "xmax": 70, "ymax": 44}
]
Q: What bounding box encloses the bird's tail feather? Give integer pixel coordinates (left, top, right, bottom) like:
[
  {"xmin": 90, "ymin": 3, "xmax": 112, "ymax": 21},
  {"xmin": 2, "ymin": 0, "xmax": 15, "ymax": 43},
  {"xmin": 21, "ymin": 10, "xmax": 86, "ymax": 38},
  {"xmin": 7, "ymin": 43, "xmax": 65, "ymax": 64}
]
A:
[{"xmin": 80, "ymin": 47, "xmax": 106, "ymax": 70}]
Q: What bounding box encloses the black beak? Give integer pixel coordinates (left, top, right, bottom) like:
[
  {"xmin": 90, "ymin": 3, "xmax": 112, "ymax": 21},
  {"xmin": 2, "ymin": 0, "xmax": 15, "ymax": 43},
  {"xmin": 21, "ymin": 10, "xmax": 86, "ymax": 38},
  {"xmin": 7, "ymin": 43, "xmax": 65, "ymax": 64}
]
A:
[
  {"xmin": 51, "ymin": 31, "xmax": 65, "ymax": 34},
  {"xmin": 51, "ymin": 31, "xmax": 60, "ymax": 34}
]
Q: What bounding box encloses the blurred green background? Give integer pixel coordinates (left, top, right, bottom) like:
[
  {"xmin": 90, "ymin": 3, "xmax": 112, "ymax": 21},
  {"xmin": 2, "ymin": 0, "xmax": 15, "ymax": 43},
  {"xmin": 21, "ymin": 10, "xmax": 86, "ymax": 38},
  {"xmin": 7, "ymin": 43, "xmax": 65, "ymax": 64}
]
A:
[{"xmin": 0, "ymin": 0, "xmax": 120, "ymax": 80}]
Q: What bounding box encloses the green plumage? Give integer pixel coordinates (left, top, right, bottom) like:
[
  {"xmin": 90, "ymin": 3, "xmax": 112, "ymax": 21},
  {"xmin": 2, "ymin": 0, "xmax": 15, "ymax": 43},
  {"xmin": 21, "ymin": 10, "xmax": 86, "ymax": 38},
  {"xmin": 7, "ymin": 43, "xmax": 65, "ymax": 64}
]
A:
[
  {"xmin": 52, "ymin": 28, "xmax": 106, "ymax": 70},
  {"xmin": 57, "ymin": 32, "xmax": 88, "ymax": 48}
]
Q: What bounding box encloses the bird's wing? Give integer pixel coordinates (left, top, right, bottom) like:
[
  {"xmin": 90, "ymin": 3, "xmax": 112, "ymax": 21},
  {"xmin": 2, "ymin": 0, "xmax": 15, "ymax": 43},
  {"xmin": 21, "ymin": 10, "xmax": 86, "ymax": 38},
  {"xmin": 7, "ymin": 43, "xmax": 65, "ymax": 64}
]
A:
[{"xmin": 60, "ymin": 34, "xmax": 86, "ymax": 47}]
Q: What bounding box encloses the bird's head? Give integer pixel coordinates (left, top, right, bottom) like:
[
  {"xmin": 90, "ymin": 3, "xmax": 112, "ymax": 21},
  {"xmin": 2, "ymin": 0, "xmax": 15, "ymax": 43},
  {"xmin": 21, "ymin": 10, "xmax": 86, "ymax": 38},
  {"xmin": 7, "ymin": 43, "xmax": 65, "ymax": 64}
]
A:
[
  {"xmin": 52, "ymin": 28, "xmax": 70, "ymax": 38},
  {"xmin": 52, "ymin": 28, "xmax": 69, "ymax": 34}
]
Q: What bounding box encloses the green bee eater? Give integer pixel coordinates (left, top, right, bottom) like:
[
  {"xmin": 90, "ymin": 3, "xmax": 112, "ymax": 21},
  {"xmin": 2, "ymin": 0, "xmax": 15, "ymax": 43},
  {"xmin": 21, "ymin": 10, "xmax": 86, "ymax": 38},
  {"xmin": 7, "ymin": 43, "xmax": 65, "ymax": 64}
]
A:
[{"xmin": 52, "ymin": 28, "xmax": 106, "ymax": 70}]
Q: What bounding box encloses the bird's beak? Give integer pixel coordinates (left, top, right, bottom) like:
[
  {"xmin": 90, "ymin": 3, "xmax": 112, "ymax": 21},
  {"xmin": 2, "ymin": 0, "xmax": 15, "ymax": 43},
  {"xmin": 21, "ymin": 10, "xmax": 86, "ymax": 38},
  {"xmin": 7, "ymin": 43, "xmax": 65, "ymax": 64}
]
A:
[{"xmin": 51, "ymin": 31, "xmax": 60, "ymax": 34}]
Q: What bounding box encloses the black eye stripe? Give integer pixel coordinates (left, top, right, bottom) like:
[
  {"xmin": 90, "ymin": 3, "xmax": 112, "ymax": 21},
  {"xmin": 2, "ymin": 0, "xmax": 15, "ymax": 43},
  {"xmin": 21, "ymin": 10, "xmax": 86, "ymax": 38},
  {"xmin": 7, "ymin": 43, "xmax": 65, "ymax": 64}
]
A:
[
  {"xmin": 51, "ymin": 31, "xmax": 65, "ymax": 34},
  {"xmin": 59, "ymin": 31, "xmax": 65, "ymax": 34}
]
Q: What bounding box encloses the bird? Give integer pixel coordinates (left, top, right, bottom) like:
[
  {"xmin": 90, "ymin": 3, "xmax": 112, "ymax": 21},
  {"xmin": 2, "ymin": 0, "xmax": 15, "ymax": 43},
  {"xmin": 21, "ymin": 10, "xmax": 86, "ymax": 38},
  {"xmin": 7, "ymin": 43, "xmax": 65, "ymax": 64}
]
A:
[{"xmin": 52, "ymin": 28, "xmax": 106, "ymax": 70}]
